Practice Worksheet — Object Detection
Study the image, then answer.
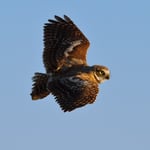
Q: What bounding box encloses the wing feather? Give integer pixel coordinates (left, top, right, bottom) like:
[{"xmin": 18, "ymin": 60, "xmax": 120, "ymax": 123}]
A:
[
  {"xmin": 43, "ymin": 15, "xmax": 90, "ymax": 73},
  {"xmin": 47, "ymin": 76, "xmax": 98, "ymax": 112}
]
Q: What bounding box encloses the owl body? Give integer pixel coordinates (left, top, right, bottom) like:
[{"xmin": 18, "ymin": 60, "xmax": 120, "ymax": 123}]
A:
[
  {"xmin": 48, "ymin": 66, "xmax": 99, "ymax": 112},
  {"xmin": 31, "ymin": 15, "xmax": 110, "ymax": 112}
]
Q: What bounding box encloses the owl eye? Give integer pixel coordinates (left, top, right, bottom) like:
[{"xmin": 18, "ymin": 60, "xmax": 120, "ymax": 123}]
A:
[{"xmin": 96, "ymin": 70, "xmax": 105, "ymax": 76}]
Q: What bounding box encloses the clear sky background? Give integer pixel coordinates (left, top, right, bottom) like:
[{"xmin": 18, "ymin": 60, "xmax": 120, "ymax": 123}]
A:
[{"xmin": 0, "ymin": 0, "xmax": 150, "ymax": 150}]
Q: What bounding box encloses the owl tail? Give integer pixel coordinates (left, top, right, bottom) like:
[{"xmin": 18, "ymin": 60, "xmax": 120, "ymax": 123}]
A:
[{"xmin": 31, "ymin": 72, "xmax": 50, "ymax": 100}]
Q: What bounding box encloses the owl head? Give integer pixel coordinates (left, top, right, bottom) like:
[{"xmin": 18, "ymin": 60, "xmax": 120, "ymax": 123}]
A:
[{"xmin": 93, "ymin": 65, "xmax": 110, "ymax": 83}]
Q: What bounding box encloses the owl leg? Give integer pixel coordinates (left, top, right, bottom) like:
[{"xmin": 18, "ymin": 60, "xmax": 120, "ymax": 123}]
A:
[{"xmin": 31, "ymin": 72, "xmax": 50, "ymax": 100}]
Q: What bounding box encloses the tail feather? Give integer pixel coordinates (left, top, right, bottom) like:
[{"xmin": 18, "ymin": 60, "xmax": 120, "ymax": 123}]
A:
[{"xmin": 31, "ymin": 72, "xmax": 50, "ymax": 100}]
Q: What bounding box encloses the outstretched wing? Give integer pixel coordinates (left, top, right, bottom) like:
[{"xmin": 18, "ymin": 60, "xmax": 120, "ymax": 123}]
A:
[
  {"xmin": 47, "ymin": 75, "xmax": 99, "ymax": 112},
  {"xmin": 43, "ymin": 15, "xmax": 90, "ymax": 73}
]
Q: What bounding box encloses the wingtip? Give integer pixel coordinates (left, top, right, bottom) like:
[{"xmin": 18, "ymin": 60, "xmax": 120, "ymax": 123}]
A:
[{"xmin": 47, "ymin": 15, "xmax": 73, "ymax": 24}]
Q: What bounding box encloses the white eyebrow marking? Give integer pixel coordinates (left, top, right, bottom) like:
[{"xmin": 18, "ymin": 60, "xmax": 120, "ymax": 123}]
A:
[{"xmin": 64, "ymin": 40, "xmax": 82, "ymax": 57}]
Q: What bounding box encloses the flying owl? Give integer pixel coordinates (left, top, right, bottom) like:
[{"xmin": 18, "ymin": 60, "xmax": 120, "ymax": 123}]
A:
[{"xmin": 31, "ymin": 15, "xmax": 110, "ymax": 112}]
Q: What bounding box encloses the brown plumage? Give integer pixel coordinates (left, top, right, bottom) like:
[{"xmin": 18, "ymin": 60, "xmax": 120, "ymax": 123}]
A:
[{"xmin": 31, "ymin": 15, "xmax": 110, "ymax": 112}]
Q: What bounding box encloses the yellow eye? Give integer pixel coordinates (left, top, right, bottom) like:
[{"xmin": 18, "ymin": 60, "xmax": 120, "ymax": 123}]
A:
[
  {"xmin": 100, "ymin": 70, "xmax": 105, "ymax": 76},
  {"xmin": 97, "ymin": 70, "xmax": 105, "ymax": 76}
]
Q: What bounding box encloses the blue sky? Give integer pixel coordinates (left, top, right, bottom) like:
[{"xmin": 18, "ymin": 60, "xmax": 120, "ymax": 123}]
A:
[{"xmin": 0, "ymin": 0, "xmax": 150, "ymax": 149}]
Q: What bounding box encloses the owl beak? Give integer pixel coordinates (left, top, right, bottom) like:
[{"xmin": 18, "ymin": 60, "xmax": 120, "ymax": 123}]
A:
[{"xmin": 105, "ymin": 75, "xmax": 110, "ymax": 80}]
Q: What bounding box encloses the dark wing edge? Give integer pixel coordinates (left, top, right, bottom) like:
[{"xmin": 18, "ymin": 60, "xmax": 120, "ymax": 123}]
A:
[{"xmin": 43, "ymin": 15, "xmax": 90, "ymax": 73}]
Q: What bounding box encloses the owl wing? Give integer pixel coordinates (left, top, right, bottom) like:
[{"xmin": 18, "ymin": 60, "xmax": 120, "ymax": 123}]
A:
[
  {"xmin": 43, "ymin": 15, "xmax": 90, "ymax": 73},
  {"xmin": 48, "ymin": 75, "xmax": 99, "ymax": 112}
]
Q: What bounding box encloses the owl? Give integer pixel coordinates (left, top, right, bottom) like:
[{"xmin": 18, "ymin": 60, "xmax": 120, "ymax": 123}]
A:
[{"xmin": 31, "ymin": 15, "xmax": 110, "ymax": 112}]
